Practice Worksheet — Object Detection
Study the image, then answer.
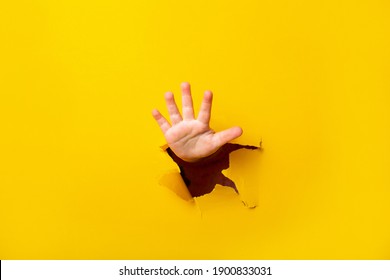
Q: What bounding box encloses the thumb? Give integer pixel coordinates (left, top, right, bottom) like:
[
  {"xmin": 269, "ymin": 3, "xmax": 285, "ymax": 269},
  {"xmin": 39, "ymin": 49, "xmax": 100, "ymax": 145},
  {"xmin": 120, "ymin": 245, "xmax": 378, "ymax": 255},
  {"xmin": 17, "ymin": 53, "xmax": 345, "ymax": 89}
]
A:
[{"xmin": 214, "ymin": 126, "xmax": 243, "ymax": 147}]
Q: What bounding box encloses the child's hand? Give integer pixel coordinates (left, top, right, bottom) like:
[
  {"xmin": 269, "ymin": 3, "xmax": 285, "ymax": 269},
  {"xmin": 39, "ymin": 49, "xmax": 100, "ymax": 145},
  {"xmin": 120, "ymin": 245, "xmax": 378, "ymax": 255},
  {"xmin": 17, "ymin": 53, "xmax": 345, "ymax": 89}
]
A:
[{"xmin": 152, "ymin": 82, "xmax": 242, "ymax": 162}]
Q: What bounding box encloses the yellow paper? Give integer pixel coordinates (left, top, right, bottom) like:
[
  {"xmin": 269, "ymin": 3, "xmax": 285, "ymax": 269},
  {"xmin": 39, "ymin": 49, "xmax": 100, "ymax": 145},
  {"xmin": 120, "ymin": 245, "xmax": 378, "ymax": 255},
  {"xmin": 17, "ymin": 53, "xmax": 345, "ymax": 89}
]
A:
[{"xmin": 1, "ymin": 0, "xmax": 390, "ymax": 259}]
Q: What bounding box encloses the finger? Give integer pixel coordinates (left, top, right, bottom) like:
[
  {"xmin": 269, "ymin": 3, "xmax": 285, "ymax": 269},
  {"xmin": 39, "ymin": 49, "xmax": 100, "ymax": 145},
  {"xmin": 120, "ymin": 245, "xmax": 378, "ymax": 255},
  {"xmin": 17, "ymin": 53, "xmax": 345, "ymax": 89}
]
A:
[
  {"xmin": 164, "ymin": 91, "xmax": 183, "ymax": 125},
  {"xmin": 181, "ymin": 82, "xmax": 195, "ymax": 120},
  {"xmin": 214, "ymin": 126, "xmax": 243, "ymax": 147},
  {"xmin": 152, "ymin": 109, "xmax": 171, "ymax": 134},
  {"xmin": 197, "ymin": 90, "xmax": 213, "ymax": 124}
]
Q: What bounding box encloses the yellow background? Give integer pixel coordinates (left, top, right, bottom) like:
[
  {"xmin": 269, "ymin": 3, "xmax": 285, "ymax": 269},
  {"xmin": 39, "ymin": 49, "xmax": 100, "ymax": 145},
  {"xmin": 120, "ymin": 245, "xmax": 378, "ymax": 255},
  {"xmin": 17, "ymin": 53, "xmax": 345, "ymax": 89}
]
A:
[{"xmin": 1, "ymin": 0, "xmax": 389, "ymax": 259}]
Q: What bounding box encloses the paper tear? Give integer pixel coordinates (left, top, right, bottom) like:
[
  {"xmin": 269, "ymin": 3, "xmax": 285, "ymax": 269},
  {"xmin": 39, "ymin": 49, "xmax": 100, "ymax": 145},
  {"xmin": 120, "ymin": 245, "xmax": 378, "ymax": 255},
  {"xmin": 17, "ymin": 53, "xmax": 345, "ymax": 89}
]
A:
[
  {"xmin": 158, "ymin": 170, "xmax": 194, "ymax": 201},
  {"xmin": 164, "ymin": 142, "xmax": 262, "ymax": 198},
  {"xmin": 224, "ymin": 141, "xmax": 264, "ymax": 208}
]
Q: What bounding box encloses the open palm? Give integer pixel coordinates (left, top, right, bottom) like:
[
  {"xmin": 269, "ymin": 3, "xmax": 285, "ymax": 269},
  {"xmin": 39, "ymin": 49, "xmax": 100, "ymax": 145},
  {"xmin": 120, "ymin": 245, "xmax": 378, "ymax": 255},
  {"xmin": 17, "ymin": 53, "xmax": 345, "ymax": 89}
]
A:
[{"xmin": 152, "ymin": 82, "xmax": 243, "ymax": 162}]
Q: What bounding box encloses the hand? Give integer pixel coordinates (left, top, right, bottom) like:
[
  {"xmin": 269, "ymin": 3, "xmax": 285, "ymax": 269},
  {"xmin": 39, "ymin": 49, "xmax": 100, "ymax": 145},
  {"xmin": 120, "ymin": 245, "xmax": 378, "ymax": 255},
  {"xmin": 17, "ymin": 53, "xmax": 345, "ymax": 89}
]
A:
[{"xmin": 152, "ymin": 82, "xmax": 243, "ymax": 162}]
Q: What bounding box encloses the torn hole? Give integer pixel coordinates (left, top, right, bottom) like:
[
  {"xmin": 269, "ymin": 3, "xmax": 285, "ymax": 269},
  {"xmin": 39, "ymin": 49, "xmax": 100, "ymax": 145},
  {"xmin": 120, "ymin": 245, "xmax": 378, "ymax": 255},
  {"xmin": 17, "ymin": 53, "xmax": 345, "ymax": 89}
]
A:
[{"xmin": 159, "ymin": 141, "xmax": 263, "ymax": 207}]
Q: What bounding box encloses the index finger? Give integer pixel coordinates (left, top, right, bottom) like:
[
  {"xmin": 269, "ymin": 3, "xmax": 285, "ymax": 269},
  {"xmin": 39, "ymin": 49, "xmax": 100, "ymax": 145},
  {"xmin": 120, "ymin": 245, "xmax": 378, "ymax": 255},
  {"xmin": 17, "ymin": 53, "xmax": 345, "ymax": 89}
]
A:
[{"xmin": 197, "ymin": 90, "xmax": 213, "ymax": 124}]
